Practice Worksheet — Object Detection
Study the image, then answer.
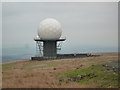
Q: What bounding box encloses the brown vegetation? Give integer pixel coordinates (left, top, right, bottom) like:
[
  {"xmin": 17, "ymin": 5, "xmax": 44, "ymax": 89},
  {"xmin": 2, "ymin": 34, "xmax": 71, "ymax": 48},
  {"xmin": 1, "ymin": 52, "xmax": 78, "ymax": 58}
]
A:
[{"xmin": 2, "ymin": 52, "xmax": 118, "ymax": 88}]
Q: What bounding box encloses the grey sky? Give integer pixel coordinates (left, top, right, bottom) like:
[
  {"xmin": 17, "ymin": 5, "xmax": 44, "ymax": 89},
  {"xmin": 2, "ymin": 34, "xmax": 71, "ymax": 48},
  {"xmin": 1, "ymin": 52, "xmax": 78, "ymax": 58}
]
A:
[{"xmin": 2, "ymin": 2, "xmax": 118, "ymax": 53}]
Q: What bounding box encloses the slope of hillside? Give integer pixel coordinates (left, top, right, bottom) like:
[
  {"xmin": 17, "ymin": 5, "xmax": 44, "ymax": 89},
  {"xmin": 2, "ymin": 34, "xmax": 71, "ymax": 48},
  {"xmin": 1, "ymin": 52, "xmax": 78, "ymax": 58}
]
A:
[{"xmin": 2, "ymin": 52, "xmax": 119, "ymax": 88}]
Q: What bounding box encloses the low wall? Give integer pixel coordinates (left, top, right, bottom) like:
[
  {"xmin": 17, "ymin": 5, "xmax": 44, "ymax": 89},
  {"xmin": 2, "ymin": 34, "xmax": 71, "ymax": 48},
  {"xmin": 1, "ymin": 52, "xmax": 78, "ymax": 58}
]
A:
[{"xmin": 31, "ymin": 53, "xmax": 100, "ymax": 60}]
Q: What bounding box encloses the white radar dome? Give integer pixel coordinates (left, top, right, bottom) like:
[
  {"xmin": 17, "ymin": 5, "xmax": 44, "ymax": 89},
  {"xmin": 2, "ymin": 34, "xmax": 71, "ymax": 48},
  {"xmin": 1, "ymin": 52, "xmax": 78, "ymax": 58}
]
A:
[{"xmin": 38, "ymin": 18, "xmax": 62, "ymax": 40}]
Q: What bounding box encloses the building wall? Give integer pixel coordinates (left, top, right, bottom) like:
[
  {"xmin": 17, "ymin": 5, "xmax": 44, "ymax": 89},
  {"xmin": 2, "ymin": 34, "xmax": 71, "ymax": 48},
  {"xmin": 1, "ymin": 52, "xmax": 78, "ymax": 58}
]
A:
[{"xmin": 43, "ymin": 41, "xmax": 57, "ymax": 58}]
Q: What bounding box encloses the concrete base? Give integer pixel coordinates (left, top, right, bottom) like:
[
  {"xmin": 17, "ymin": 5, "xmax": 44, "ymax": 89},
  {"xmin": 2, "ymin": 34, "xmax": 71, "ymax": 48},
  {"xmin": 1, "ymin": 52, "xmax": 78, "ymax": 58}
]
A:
[
  {"xmin": 31, "ymin": 53, "xmax": 99, "ymax": 61},
  {"xmin": 31, "ymin": 56, "xmax": 57, "ymax": 60}
]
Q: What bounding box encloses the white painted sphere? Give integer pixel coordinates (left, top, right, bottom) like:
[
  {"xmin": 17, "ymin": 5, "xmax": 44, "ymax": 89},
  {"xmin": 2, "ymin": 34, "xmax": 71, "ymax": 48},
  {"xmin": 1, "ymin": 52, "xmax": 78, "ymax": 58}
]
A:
[{"xmin": 38, "ymin": 18, "xmax": 62, "ymax": 40}]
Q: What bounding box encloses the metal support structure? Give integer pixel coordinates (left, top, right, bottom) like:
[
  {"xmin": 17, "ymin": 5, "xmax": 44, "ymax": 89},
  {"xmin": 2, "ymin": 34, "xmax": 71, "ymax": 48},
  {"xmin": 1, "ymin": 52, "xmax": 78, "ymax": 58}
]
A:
[
  {"xmin": 57, "ymin": 41, "xmax": 63, "ymax": 54},
  {"xmin": 36, "ymin": 41, "xmax": 43, "ymax": 57},
  {"xmin": 34, "ymin": 38, "xmax": 66, "ymax": 59}
]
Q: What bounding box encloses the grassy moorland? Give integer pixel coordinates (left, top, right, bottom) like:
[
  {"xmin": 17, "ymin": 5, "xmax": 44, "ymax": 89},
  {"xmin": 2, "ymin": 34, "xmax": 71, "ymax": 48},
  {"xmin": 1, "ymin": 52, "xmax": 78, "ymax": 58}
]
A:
[
  {"xmin": 57, "ymin": 65, "xmax": 118, "ymax": 88},
  {"xmin": 2, "ymin": 52, "xmax": 119, "ymax": 88}
]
